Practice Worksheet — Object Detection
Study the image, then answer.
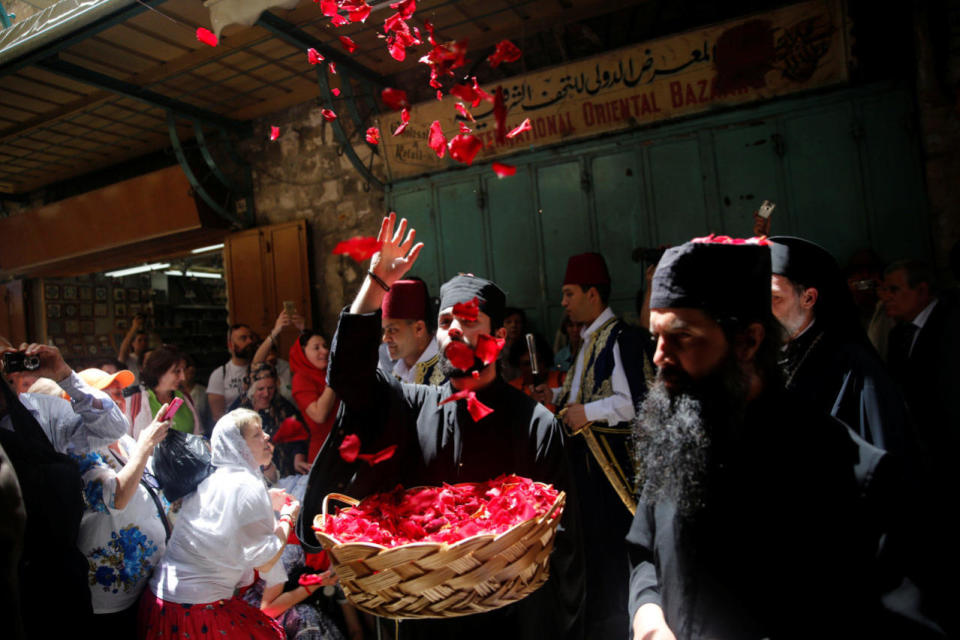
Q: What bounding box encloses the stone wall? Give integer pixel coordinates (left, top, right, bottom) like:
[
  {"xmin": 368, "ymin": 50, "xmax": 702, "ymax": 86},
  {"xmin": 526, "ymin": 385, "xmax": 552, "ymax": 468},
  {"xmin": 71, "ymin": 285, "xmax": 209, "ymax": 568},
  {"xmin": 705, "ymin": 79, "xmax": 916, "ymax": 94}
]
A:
[{"xmin": 242, "ymin": 101, "xmax": 388, "ymax": 334}]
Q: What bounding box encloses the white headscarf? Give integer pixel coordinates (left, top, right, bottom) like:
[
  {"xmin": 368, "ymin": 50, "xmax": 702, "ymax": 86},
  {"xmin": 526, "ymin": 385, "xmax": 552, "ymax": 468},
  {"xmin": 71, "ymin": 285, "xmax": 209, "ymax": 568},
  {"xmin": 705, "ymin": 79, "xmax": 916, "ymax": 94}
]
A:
[{"xmin": 210, "ymin": 410, "xmax": 261, "ymax": 476}]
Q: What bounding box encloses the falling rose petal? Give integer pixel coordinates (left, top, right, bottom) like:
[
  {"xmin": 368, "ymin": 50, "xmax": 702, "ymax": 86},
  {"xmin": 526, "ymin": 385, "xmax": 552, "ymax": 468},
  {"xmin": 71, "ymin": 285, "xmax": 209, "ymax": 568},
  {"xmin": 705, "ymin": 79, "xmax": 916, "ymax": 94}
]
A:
[
  {"xmin": 196, "ymin": 27, "xmax": 218, "ymax": 47},
  {"xmin": 365, "ymin": 127, "xmax": 381, "ymax": 145},
  {"xmin": 471, "ymin": 370, "xmax": 480, "ymax": 379},
  {"xmin": 475, "ymin": 333, "xmax": 505, "ymax": 365},
  {"xmin": 444, "ymin": 341, "xmax": 475, "ymax": 370},
  {"xmin": 339, "ymin": 36, "xmax": 357, "ymax": 53},
  {"xmin": 272, "ymin": 416, "xmax": 308, "ymax": 443},
  {"xmin": 455, "ymin": 102, "xmax": 475, "ymax": 122},
  {"xmin": 299, "ymin": 574, "xmax": 326, "ymax": 587},
  {"xmin": 438, "ymin": 389, "xmax": 493, "ymax": 421},
  {"xmin": 492, "ymin": 162, "xmax": 516, "ymax": 178},
  {"xmin": 349, "ymin": 4, "xmax": 371, "ymax": 22},
  {"xmin": 506, "ymin": 118, "xmax": 532, "ymax": 139},
  {"xmin": 320, "ymin": 0, "xmax": 339, "ymax": 17},
  {"xmin": 381, "ymin": 87, "xmax": 410, "ymax": 111},
  {"xmin": 453, "ymin": 297, "xmax": 479, "ymax": 322},
  {"xmin": 392, "ymin": 108, "xmax": 410, "ymax": 136},
  {"xmin": 329, "ymin": 61, "xmax": 338, "ymax": 74},
  {"xmin": 423, "ymin": 19, "xmax": 437, "ymax": 46},
  {"xmin": 330, "ymin": 13, "xmax": 349, "ymax": 26},
  {"xmin": 387, "ymin": 37, "xmax": 407, "ymax": 61},
  {"xmin": 390, "ymin": 0, "xmax": 416, "ymax": 19},
  {"xmin": 494, "ymin": 86, "xmax": 507, "ymax": 144},
  {"xmin": 436, "ymin": 90, "xmax": 443, "ymax": 101},
  {"xmin": 428, "ymin": 120, "xmax": 447, "ymax": 159},
  {"xmin": 321, "ymin": 108, "xmax": 338, "ymax": 121},
  {"xmin": 393, "ymin": 121, "xmax": 408, "ymax": 136},
  {"xmin": 384, "ymin": 12, "xmax": 406, "ymax": 34},
  {"xmin": 487, "ymin": 39, "xmax": 522, "ymax": 68},
  {"xmin": 357, "ymin": 444, "xmax": 398, "ymax": 466},
  {"xmin": 332, "ymin": 236, "xmax": 382, "ymax": 262},
  {"xmin": 339, "ymin": 434, "xmax": 361, "ymax": 462},
  {"xmin": 331, "ymin": 87, "xmax": 341, "ymax": 96},
  {"xmin": 307, "ymin": 48, "xmax": 324, "ymax": 65},
  {"xmin": 471, "ymin": 77, "xmax": 494, "ymax": 104},
  {"xmin": 269, "ymin": 126, "xmax": 280, "ymax": 141},
  {"xmin": 448, "ymin": 133, "xmax": 483, "ymax": 165},
  {"xmin": 459, "ymin": 122, "xmax": 472, "ymax": 134}
]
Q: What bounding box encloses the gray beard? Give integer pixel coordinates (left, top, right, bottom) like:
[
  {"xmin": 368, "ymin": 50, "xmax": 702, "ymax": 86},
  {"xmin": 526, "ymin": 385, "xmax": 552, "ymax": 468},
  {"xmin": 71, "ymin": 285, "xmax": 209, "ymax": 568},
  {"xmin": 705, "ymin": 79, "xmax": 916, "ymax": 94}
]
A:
[{"xmin": 632, "ymin": 354, "xmax": 750, "ymax": 518}]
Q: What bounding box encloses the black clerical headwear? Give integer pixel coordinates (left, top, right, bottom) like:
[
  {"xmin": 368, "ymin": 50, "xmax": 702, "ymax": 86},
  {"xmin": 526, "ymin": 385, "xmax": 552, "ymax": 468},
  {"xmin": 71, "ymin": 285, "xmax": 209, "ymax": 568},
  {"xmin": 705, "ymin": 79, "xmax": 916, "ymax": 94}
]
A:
[
  {"xmin": 439, "ymin": 275, "xmax": 506, "ymax": 328},
  {"xmin": 650, "ymin": 235, "xmax": 771, "ymax": 321}
]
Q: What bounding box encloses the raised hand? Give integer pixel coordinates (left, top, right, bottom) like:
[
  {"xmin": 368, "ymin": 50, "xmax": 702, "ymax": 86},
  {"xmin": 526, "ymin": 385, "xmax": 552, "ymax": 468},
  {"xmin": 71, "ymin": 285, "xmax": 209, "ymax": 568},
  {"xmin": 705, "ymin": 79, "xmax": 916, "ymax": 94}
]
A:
[{"xmin": 369, "ymin": 212, "xmax": 424, "ymax": 287}]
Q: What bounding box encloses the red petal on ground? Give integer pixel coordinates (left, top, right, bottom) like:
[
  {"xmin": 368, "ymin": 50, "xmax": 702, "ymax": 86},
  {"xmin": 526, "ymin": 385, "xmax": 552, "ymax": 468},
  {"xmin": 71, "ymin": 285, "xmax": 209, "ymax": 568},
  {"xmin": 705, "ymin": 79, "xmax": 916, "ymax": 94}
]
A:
[
  {"xmin": 475, "ymin": 333, "xmax": 505, "ymax": 365},
  {"xmin": 339, "ymin": 433, "xmax": 361, "ymax": 462},
  {"xmin": 365, "ymin": 127, "xmax": 381, "ymax": 144},
  {"xmin": 506, "ymin": 118, "xmax": 532, "ymax": 139},
  {"xmin": 444, "ymin": 341, "xmax": 475, "ymax": 370},
  {"xmin": 307, "ymin": 48, "xmax": 324, "ymax": 65},
  {"xmin": 381, "ymin": 87, "xmax": 410, "ymax": 111},
  {"xmin": 487, "ymin": 39, "xmax": 522, "ymax": 68},
  {"xmin": 357, "ymin": 444, "xmax": 398, "ymax": 466},
  {"xmin": 339, "ymin": 36, "xmax": 357, "ymax": 53},
  {"xmin": 321, "ymin": 108, "xmax": 338, "ymax": 121},
  {"xmin": 390, "ymin": 0, "xmax": 416, "ymax": 19},
  {"xmin": 269, "ymin": 126, "xmax": 280, "ymax": 141},
  {"xmin": 448, "ymin": 133, "xmax": 483, "ymax": 165},
  {"xmin": 455, "ymin": 103, "xmax": 475, "ymax": 122},
  {"xmin": 492, "ymin": 162, "xmax": 517, "ymax": 178},
  {"xmin": 452, "ymin": 297, "xmax": 479, "ymax": 322},
  {"xmin": 428, "ymin": 120, "xmax": 447, "ymax": 158},
  {"xmin": 332, "ymin": 236, "xmax": 382, "ymax": 262},
  {"xmin": 494, "ymin": 86, "xmax": 507, "ymax": 144},
  {"xmin": 196, "ymin": 27, "xmax": 218, "ymax": 47}
]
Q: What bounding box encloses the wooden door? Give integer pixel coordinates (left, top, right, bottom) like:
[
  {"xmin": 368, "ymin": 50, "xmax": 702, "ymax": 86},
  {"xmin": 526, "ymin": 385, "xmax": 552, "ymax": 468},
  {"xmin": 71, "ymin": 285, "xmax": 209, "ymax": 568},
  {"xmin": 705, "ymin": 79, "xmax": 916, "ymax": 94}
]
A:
[
  {"xmin": 0, "ymin": 280, "xmax": 27, "ymax": 346},
  {"xmin": 224, "ymin": 220, "xmax": 311, "ymax": 358}
]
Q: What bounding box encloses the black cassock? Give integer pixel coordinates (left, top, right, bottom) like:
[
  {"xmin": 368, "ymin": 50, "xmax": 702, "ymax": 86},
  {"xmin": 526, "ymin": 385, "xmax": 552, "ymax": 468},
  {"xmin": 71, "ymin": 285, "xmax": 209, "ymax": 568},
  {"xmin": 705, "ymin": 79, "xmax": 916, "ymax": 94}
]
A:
[
  {"xmin": 626, "ymin": 389, "xmax": 894, "ymax": 640},
  {"xmin": 298, "ymin": 309, "xmax": 585, "ymax": 640}
]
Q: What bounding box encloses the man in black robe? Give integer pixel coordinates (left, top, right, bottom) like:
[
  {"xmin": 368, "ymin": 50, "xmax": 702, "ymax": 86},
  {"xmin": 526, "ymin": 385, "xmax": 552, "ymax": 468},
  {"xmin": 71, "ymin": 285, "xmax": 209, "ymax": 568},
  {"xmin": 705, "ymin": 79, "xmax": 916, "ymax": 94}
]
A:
[
  {"xmin": 768, "ymin": 236, "xmax": 917, "ymax": 458},
  {"xmin": 297, "ymin": 214, "xmax": 584, "ymax": 640},
  {"xmin": 627, "ymin": 237, "xmax": 895, "ymax": 639}
]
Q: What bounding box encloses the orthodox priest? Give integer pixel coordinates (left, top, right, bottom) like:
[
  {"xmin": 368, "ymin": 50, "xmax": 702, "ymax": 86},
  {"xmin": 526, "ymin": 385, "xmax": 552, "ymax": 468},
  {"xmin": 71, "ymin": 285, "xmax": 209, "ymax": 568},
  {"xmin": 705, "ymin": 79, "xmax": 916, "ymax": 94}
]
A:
[{"xmin": 297, "ymin": 213, "xmax": 584, "ymax": 640}]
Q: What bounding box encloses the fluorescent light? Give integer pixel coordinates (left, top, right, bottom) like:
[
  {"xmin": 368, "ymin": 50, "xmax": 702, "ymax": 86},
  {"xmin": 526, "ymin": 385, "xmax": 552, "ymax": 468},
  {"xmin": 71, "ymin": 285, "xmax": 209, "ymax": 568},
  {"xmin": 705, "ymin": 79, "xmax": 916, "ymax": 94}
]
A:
[
  {"xmin": 191, "ymin": 243, "xmax": 224, "ymax": 254},
  {"xmin": 105, "ymin": 263, "xmax": 170, "ymax": 277},
  {"xmin": 164, "ymin": 270, "xmax": 222, "ymax": 279}
]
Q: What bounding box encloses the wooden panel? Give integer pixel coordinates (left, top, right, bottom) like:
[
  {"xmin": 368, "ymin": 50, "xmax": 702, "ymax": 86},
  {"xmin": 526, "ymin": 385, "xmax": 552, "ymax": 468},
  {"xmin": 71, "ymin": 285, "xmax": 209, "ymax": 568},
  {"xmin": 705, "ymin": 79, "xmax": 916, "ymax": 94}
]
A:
[
  {"xmin": 267, "ymin": 220, "xmax": 312, "ymax": 358},
  {"xmin": 224, "ymin": 228, "xmax": 269, "ymax": 331},
  {"xmin": 0, "ymin": 280, "xmax": 27, "ymax": 347}
]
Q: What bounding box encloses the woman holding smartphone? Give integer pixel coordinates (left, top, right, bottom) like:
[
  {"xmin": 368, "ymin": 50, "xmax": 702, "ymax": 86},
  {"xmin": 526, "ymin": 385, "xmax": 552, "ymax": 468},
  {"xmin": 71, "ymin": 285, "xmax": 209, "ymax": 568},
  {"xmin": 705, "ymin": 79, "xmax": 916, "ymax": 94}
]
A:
[{"xmin": 126, "ymin": 344, "xmax": 201, "ymax": 439}]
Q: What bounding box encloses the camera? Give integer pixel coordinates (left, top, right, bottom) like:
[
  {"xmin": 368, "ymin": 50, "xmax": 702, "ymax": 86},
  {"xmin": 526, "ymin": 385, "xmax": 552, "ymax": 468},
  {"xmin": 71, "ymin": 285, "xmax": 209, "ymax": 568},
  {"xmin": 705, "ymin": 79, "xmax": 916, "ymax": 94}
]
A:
[{"xmin": 2, "ymin": 351, "xmax": 41, "ymax": 374}]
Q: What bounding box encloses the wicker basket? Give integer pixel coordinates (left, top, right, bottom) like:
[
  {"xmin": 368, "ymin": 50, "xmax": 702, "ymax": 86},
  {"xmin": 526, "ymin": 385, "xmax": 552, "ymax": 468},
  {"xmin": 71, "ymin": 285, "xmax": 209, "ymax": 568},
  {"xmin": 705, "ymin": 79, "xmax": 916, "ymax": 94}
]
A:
[{"xmin": 313, "ymin": 486, "xmax": 565, "ymax": 619}]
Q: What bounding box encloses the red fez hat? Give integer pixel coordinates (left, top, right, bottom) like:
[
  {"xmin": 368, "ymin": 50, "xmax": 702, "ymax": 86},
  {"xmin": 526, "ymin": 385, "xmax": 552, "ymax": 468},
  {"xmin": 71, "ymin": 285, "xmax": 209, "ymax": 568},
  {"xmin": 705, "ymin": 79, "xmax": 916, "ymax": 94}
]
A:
[
  {"xmin": 563, "ymin": 253, "xmax": 611, "ymax": 285},
  {"xmin": 382, "ymin": 279, "xmax": 428, "ymax": 321}
]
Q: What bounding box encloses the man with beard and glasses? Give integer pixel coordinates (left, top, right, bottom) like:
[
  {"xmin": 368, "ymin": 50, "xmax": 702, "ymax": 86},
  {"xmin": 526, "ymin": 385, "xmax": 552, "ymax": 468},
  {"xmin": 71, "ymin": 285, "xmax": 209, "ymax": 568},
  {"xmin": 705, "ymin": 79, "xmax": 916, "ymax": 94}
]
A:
[
  {"xmin": 207, "ymin": 324, "xmax": 256, "ymax": 422},
  {"xmin": 296, "ymin": 214, "xmax": 585, "ymax": 640},
  {"xmin": 627, "ymin": 236, "xmax": 892, "ymax": 640},
  {"xmin": 769, "ymin": 236, "xmax": 916, "ymax": 458}
]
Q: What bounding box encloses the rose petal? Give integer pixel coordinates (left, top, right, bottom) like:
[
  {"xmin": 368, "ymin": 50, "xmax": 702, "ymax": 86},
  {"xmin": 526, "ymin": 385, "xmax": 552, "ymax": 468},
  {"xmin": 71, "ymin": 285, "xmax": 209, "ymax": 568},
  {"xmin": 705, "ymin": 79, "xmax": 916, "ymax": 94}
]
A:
[
  {"xmin": 381, "ymin": 87, "xmax": 410, "ymax": 111},
  {"xmin": 390, "ymin": 0, "xmax": 416, "ymax": 19},
  {"xmin": 339, "ymin": 35, "xmax": 357, "ymax": 53},
  {"xmin": 444, "ymin": 341, "xmax": 474, "ymax": 370},
  {"xmin": 196, "ymin": 27, "xmax": 218, "ymax": 47},
  {"xmin": 339, "ymin": 433, "xmax": 361, "ymax": 463},
  {"xmin": 272, "ymin": 416, "xmax": 309, "ymax": 443},
  {"xmin": 452, "ymin": 297, "xmax": 479, "ymax": 322},
  {"xmin": 357, "ymin": 444, "xmax": 398, "ymax": 466},
  {"xmin": 304, "ymin": 551, "xmax": 330, "ymax": 570},
  {"xmin": 458, "ymin": 122, "xmax": 471, "ymax": 134},
  {"xmin": 506, "ymin": 118, "xmax": 531, "ymax": 139},
  {"xmin": 455, "ymin": 103, "xmax": 475, "ymax": 122},
  {"xmin": 436, "ymin": 89, "xmax": 443, "ymax": 101},
  {"xmin": 299, "ymin": 573, "xmax": 326, "ymax": 587},
  {"xmin": 269, "ymin": 126, "xmax": 280, "ymax": 141},
  {"xmin": 365, "ymin": 127, "xmax": 381, "ymax": 145},
  {"xmin": 487, "ymin": 39, "xmax": 522, "ymax": 68},
  {"xmin": 349, "ymin": 4, "xmax": 371, "ymax": 22},
  {"xmin": 332, "ymin": 236, "xmax": 381, "ymax": 262},
  {"xmin": 428, "ymin": 120, "xmax": 447, "ymax": 159},
  {"xmin": 329, "ymin": 61, "xmax": 338, "ymax": 74},
  {"xmin": 307, "ymin": 48, "xmax": 324, "ymax": 65},
  {"xmin": 321, "ymin": 108, "xmax": 338, "ymax": 122},
  {"xmin": 492, "ymin": 162, "xmax": 516, "ymax": 178},
  {"xmin": 331, "ymin": 87, "xmax": 341, "ymax": 97},
  {"xmin": 475, "ymin": 333, "xmax": 505, "ymax": 365},
  {"xmin": 494, "ymin": 86, "xmax": 507, "ymax": 144},
  {"xmin": 330, "ymin": 13, "xmax": 349, "ymax": 26},
  {"xmin": 448, "ymin": 133, "xmax": 483, "ymax": 165},
  {"xmin": 320, "ymin": 0, "xmax": 339, "ymax": 17}
]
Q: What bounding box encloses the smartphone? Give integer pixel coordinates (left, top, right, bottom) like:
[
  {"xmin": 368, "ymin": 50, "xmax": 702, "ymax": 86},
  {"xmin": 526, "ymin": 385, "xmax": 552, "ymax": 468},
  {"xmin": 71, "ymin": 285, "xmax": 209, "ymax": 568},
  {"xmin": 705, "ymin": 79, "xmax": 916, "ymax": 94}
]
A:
[
  {"xmin": 757, "ymin": 200, "xmax": 776, "ymax": 219},
  {"xmin": 282, "ymin": 300, "xmax": 297, "ymax": 316},
  {"xmin": 162, "ymin": 397, "xmax": 183, "ymax": 421}
]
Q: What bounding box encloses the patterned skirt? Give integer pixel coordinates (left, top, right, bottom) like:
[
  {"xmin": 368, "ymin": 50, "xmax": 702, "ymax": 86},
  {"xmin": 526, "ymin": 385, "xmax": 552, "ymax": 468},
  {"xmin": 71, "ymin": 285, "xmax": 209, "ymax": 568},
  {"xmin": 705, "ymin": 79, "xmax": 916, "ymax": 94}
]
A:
[{"xmin": 138, "ymin": 590, "xmax": 284, "ymax": 639}]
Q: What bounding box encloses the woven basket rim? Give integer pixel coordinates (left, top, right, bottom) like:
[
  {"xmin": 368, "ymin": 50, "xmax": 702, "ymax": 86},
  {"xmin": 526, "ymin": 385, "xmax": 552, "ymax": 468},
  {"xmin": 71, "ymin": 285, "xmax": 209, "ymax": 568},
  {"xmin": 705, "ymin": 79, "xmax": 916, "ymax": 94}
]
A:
[{"xmin": 314, "ymin": 483, "xmax": 564, "ymax": 553}]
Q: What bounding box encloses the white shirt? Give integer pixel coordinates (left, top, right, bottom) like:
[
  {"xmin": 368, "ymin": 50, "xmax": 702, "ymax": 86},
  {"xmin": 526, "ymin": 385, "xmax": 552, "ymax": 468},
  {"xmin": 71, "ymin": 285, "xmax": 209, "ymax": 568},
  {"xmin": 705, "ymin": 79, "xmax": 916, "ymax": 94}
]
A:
[
  {"xmin": 908, "ymin": 299, "xmax": 938, "ymax": 357},
  {"xmin": 391, "ymin": 339, "xmax": 440, "ymax": 384},
  {"xmin": 206, "ymin": 360, "xmax": 247, "ymax": 408},
  {"xmin": 553, "ymin": 307, "xmax": 636, "ymax": 425},
  {"xmin": 3, "ymin": 372, "xmax": 128, "ymax": 456}
]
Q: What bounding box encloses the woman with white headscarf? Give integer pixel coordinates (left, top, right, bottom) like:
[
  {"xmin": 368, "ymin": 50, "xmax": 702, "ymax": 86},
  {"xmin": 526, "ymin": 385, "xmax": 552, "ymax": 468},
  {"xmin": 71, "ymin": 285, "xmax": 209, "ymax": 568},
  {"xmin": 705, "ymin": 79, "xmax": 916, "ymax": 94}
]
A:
[{"xmin": 137, "ymin": 408, "xmax": 300, "ymax": 640}]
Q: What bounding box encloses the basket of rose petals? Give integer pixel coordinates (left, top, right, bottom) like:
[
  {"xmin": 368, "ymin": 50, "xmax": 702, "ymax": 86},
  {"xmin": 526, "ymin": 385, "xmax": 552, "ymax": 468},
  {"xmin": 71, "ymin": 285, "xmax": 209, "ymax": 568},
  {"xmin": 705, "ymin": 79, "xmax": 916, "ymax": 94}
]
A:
[{"xmin": 312, "ymin": 474, "xmax": 564, "ymax": 619}]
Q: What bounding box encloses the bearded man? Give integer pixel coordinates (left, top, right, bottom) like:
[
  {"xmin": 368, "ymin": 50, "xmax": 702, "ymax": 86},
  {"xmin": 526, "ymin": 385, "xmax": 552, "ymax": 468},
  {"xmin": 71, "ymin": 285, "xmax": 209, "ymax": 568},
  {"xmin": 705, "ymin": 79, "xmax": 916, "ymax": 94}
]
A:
[
  {"xmin": 207, "ymin": 323, "xmax": 256, "ymax": 421},
  {"xmin": 627, "ymin": 236, "xmax": 890, "ymax": 639},
  {"xmin": 297, "ymin": 214, "xmax": 584, "ymax": 640}
]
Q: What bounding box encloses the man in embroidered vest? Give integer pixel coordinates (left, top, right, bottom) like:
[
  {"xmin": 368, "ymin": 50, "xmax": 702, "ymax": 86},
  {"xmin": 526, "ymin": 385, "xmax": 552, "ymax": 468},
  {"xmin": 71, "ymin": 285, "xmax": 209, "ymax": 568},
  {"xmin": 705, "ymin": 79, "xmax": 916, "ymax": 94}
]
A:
[
  {"xmin": 768, "ymin": 237, "xmax": 916, "ymax": 459},
  {"xmin": 380, "ymin": 279, "xmax": 445, "ymax": 386},
  {"xmin": 533, "ymin": 252, "xmax": 647, "ymax": 639}
]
